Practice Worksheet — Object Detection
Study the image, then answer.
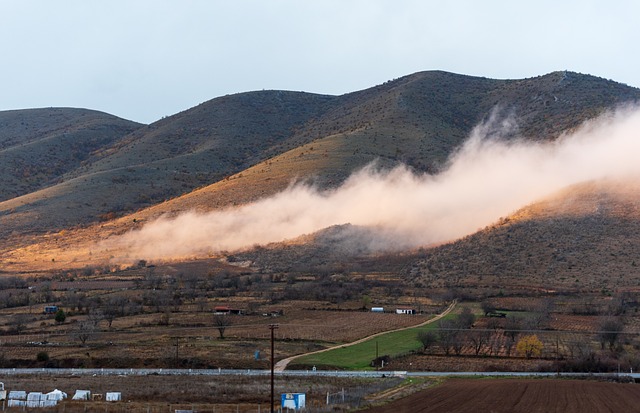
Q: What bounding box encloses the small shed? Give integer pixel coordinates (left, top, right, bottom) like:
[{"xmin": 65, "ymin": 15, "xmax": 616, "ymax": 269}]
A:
[
  {"xmin": 106, "ymin": 392, "xmax": 122, "ymax": 402},
  {"xmin": 281, "ymin": 393, "xmax": 305, "ymax": 410},
  {"xmin": 371, "ymin": 307, "xmax": 384, "ymax": 313},
  {"xmin": 396, "ymin": 308, "xmax": 416, "ymax": 315}
]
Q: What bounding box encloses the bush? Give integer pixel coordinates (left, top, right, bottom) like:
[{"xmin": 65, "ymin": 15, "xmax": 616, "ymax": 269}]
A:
[
  {"xmin": 36, "ymin": 351, "xmax": 49, "ymax": 362},
  {"xmin": 54, "ymin": 309, "xmax": 66, "ymax": 324}
]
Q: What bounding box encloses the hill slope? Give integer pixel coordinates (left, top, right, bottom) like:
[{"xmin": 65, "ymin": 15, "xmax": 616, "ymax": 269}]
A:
[
  {"xmin": 0, "ymin": 108, "xmax": 143, "ymax": 201},
  {"xmin": 1, "ymin": 70, "xmax": 640, "ymax": 271},
  {"xmin": 405, "ymin": 178, "xmax": 640, "ymax": 292}
]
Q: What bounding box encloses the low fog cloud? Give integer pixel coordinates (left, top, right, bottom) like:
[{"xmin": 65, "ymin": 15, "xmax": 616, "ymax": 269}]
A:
[{"xmin": 105, "ymin": 105, "xmax": 640, "ymax": 261}]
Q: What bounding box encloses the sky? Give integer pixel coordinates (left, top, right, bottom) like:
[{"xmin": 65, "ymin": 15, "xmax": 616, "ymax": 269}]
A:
[{"xmin": 1, "ymin": 0, "xmax": 639, "ymax": 124}]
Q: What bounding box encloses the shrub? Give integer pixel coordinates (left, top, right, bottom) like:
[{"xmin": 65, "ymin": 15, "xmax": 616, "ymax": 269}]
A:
[
  {"xmin": 36, "ymin": 351, "xmax": 49, "ymax": 362},
  {"xmin": 54, "ymin": 309, "xmax": 66, "ymax": 324}
]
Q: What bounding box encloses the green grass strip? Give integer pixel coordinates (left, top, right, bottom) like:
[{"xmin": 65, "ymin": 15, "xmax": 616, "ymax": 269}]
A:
[{"xmin": 294, "ymin": 313, "xmax": 456, "ymax": 370}]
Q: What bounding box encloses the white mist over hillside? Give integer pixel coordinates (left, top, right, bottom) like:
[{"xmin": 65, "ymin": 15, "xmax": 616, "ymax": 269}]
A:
[{"xmin": 105, "ymin": 106, "xmax": 640, "ymax": 262}]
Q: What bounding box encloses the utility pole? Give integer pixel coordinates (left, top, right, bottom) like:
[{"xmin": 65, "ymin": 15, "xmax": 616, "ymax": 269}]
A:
[
  {"xmin": 175, "ymin": 336, "xmax": 180, "ymax": 365},
  {"xmin": 269, "ymin": 324, "xmax": 279, "ymax": 413}
]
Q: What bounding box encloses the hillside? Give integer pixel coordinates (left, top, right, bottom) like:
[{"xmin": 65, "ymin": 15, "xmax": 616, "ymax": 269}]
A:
[
  {"xmin": 1, "ymin": 70, "xmax": 640, "ymax": 272},
  {"xmin": 0, "ymin": 108, "xmax": 143, "ymax": 201},
  {"xmin": 405, "ymin": 178, "xmax": 640, "ymax": 293}
]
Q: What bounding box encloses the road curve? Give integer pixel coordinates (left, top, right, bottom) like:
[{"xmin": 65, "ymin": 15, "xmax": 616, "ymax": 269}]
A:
[{"xmin": 274, "ymin": 300, "xmax": 458, "ymax": 372}]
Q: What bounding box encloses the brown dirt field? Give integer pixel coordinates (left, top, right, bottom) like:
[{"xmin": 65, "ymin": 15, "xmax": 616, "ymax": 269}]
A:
[
  {"xmin": 0, "ymin": 373, "xmax": 402, "ymax": 412},
  {"xmin": 362, "ymin": 378, "xmax": 640, "ymax": 413}
]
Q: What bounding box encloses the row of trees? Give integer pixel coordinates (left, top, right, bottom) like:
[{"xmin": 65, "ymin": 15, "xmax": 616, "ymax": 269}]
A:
[{"xmin": 417, "ymin": 307, "xmax": 626, "ymax": 360}]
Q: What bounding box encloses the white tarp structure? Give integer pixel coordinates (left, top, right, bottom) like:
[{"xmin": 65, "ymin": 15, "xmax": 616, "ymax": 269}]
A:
[
  {"xmin": 6, "ymin": 389, "xmax": 64, "ymax": 408},
  {"xmin": 8, "ymin": 390, "xmax": 26, "ymax": 400},
  {"xmin": 106, "ymin": 392, "xmax": 122, "ymax": 401},
  {"xmin": 72, "ymin": 390, "xmax": 91, "ymax": 400},
  {"xmin": 26, "ymin": 392, "xmax": 44, "ymax": 408},
  {"xmin": 7, "ymin": 390, "xmax": 27, "ymax": 407},
  {"xmin": 46, "ymin": 389, "xmax": 67, "ymax": 401}
]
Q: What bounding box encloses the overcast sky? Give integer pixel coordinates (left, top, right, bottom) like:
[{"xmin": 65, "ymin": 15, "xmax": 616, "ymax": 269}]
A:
[{"xmin": 1, "ymin": 0, "xmax": 638, "ymax": 124}]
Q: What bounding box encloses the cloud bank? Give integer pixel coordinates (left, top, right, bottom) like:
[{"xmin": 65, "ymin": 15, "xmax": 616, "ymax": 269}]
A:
[{"xmin": 105, "ymin": 106, "xmax": 640, "ymax": 261}]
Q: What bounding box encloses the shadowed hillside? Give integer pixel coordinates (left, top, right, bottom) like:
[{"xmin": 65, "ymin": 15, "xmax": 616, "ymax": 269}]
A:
[{"xmin": 0, "ymin": 108, "xmax": 143, "ymax": 201}]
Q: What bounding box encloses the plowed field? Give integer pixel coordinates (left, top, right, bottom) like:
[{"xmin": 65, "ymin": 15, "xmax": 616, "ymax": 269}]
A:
[{"xmin": 363, "ymin": 378, "xmax": 640, "ymax": 413}]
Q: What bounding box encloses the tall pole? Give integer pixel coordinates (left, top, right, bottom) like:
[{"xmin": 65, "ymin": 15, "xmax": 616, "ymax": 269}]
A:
[{"xmin": 269, "ymin": 324, "xmax": 279, "ymax": 413}]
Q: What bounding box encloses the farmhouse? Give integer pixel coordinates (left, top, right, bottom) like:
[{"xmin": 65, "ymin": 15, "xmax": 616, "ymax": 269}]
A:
[
  {"xmin": 395, "ymin": 307, "xmax": 416, "ymax": 315},
  {"xmin": 214, "ymin": 306, "xmax": 243, "ymax": 315}
]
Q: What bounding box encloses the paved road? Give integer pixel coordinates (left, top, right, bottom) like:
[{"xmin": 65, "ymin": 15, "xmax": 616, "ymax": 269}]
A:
[
  {"xmin": 274, "ymin": 300, "xmax": 458, "ymax": 371},
  {"xmin": 0, "ymin": 368, "xmax": 636, "ymax": 380}
]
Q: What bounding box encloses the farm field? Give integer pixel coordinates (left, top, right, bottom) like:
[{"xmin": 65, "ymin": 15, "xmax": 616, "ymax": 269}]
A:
[
  {"xmin": 362, "ymin": 378, "xmax": 640, "ymax": 413},
  {"xmin": 0, "ymin": 372, "xmax": 404, "ymax": 412},
  {"xmin": 2, "ymin": 257, "xmax": 640, "ymax": 375}
]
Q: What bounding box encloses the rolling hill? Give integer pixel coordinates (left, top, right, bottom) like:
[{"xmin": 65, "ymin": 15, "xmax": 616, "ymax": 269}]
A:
[{"xmin": 1, "ymin": 70, "xmax": 640, "ymax": 276}]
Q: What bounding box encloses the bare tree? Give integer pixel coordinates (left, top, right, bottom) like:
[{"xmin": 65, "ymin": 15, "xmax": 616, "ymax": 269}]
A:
[
  {"xmin": 73, "ymin": 321, "xmax": 95, "ymax": 346},
  {"xmin": 598, "ymin": 317, "xmax": 624, "ymax": 351},
  {"xmin": 437, "ymin": 319, "xmax": 458, "ymax": 356},
  {"xmin": 10, "ymin": 314, "xmax": 30, "ymax": 334},
  {"xmin": 481, "ymin": 300, "xmax": 497, "ymax": 316},
  {"xmin": 214, "ymin": 314, "xmax": 231, "ymax": 339},
  {"xmin": 469, "ymin": 329, "xmax": 491, "ymax": 356},
  {"xmin": 87, "ymin": 308, "xmax": 105, "ymax": 328},
  {"xmin": 417, "ymin": 330, "xmax": 438, "ymax": 353}
]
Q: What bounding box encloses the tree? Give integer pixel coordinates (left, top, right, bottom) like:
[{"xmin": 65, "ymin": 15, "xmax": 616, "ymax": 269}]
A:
[
  {"xmin": 437, "ymin": 318, "xmax": 459, "ymax": 356},
  {"xmin": 214, "ymin": 314, "xmax": 231, "ymax": 339},
  {"xmin": 504, "ymin": 315, "xmax": 522, "ymax": 345},
  {"xmin": 361, "ymin": 295, "xmax": 371, "ymax": 311},
  {"xmin": 11, "ymin": 314, "xmax": 29, "ymax": 334},
  {"xmin": 457, "ymin": 306, "xmax": 475, "ymax": 328},
  {"xmin": 54, "ymin": 309, "xmax": 66, "ymax": 324},
  {"xmin": 598, "ymin": 317, "xmax": 624, "ymax": 351},
  {"xmin": 481, "ymin": 300, "xmax": 497, "ymax": 316},
  {"xmin": 516, "ymin": 334, "xmax": 543, "ymax": 358},
  {"xmin": 73, "ymin": 321, "xmax": 95, "ymax": 346},
  {"xmin": 469, "ymin": 329, "xmax": 491, "ymax": 356},
  {"xmin": 417, "ymin": 330, "xmax": 438, "ymax": 353}
]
